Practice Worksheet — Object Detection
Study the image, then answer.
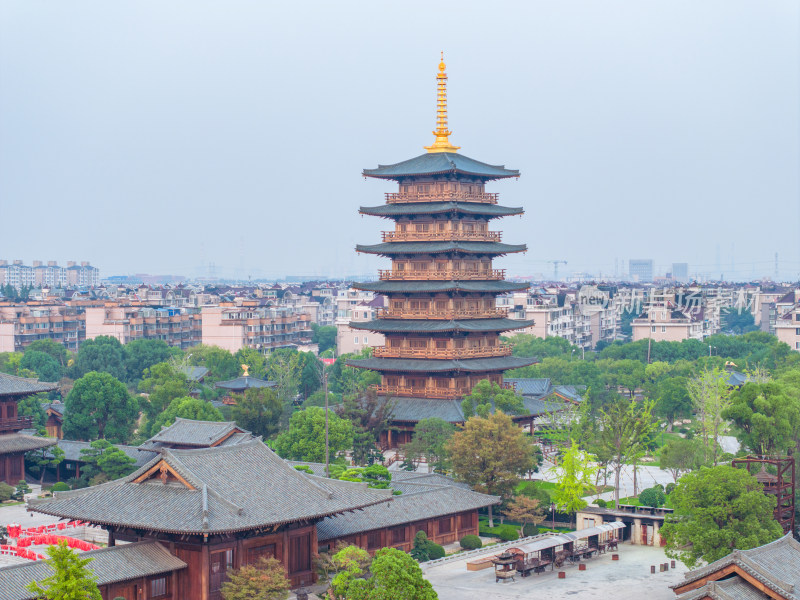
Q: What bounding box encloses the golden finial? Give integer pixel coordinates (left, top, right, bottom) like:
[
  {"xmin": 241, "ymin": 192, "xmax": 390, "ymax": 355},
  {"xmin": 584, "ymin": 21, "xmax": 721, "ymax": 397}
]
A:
[
  {"xmin": 241, "ymin": 363, "xmax": 250, "ymax": 377},
  {"xmin": 425, "ymin": 52, "xmax": 460, "ymax": 153}
]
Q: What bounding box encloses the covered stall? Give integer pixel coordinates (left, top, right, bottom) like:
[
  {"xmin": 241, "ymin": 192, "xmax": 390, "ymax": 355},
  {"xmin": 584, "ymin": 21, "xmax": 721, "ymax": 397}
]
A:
[{"xmin": 507, "ymin": 522, "xmax": 624, "ymax": 577}]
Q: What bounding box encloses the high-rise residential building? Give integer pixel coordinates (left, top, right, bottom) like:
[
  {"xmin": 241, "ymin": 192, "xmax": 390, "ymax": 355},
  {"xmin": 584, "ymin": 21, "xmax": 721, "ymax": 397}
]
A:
[
  {"xmin": 672, "ymin": 262, "xmax": 689, "ymax": 283},
  {"xmin": 345, "ymin": 57, "xmax": 535, "ymax": 447},
  {"xmin": 629, "ymin": 259, "xmax": 654, "ymax": 283}
]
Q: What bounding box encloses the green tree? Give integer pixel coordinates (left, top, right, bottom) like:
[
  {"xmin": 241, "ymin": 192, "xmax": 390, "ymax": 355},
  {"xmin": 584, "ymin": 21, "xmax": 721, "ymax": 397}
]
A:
[
  {"xmin": 603, "ymin": 359, "xmax": 646, "ymax": 398},
  {"xmin": 189, "ymin": 344, "xmax": 240, "ymax": 382},
  {"xmin": 552, "ymin": 441, "xmax": 597, "ymax": 522},
  {"xmin": 723, "ymin": 382, "xmax": 800, "ymax": 457},
  {"xmin": 63, "ymin": 372, "xmax": 138, "ymax": 443},
  {"xmin": 335, "ymin": 390, "xmax": 393, "ymax": 465},
  {"xmin": 138, "ymin": 362, "xmax": 190, "ymax": 426},
  {"xmin": 660, "ymin": 465, "xmax": 783, "ymax": 567},
  {"xmin": 447, "ymin": 411, "xmax": 536, "ymax": 526},
  {"xmin": 79, "ymin": 440, "xmax": 137, "ymax": 481},
  {"xmin": 659, "ymin": 438, "xmax": 703, "ymax": 482},
  {"xmin": 220, "ymin": 555, "xmax": 290, "ymax": 600},
  {"xmin": 298, "ymin": 352, "xmax": 322, "ymax": 399},
  {"xmin": 311, "ymin": 323, "xmax": 338, "ymax": 354},
  {"xmin": 151, "ymin": 397, "xmax": 223, "ymax": 432},
  {"xmin": 346, "ymin": 547, "xmax": 438, "ymax": 600},
  {"xmin": 72, "ymin": 336, "xmax": 126, "ymax": 381},
  {"xmin": 330, "ymin": 545, "xmax": 372, "ymax": 600},
  {"xmin": 638, "ymin": 485, "xmax": 666, "ymax": 507},
  {"xmin": 20, "ymin": 350, "xmax": 62, "ymax": 382},
  {"xmin": 26, "ymin": 446, "xmax": 65, "ymax": 485},
  {"xmin": 231, "ymin": 387, "xmax": 282, "ymax": 439},
  {"xmin": 18, "ymin": 394, "xmax": 47, "ymax": 428},
  {"xmin": 593, "ymin": 396, "xmax": 657, "ymax": 505},
  {"xmin": 505, "ymin": 334, "xmax": 577, "ymax": 358},
  {"xmin": 721, "ymin": 307, "xmax": 758, "ymax": 335},
  {"xmin": 652, "ymin": 376, "xmax": 692, "ymax": 427},
  {"xmin": 273, "ymin": 406, "xmax": 354, "ymax": 463},
  {"xmin": 402, "ymin": 418, "xmax": 455, "ymax": 473},
  {"xmin": 687, "ymin": 368, "xmax": 732, "ymax": 462},
  {"xmin": 124, "ymin": 339, "xmax": 178, "ymax": 382},
  {"xmin": 27, "ymin": 541, "xmax": 102, "ymax": 599},
  {"xmin": 461, "ymin": 379, "xmax": 525, "ymax": 418},
  {"xmin": 26, "ymin": 339, "xmax": 69, "ymax": 367}
]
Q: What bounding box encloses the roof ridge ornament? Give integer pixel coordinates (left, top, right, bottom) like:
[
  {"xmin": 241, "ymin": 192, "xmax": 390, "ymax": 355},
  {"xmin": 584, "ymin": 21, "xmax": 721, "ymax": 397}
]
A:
[{"xmin": 424, "ymin": 52, "xmax": 460, "ymax": 154}]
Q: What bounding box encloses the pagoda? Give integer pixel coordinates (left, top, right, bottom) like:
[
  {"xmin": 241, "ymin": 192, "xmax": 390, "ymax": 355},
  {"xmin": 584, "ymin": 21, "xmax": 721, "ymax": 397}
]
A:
[{"xmin": 348, "ymin": 55, "xmax": 535, "ymax": 445}]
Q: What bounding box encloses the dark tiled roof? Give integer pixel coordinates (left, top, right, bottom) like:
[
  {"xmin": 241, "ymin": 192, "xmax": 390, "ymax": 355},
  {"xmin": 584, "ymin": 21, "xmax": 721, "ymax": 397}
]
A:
[
  {"xmin": 0, "ymin": 541, "xmax": 187, "ymax": 600},
  {"xmin": 52, "ymin": 440, "xmax": 157, "ymax": 468},
  {"xmin": 0, "ymin": 373, "xmax": 58, "ymax": 398},
  {"xmin": 505, "ymin": 378, "xmax": 552, "ymax": 396},
  {"xmin": 360, "ymin": 202, "xmax": 524, "ymax": 219},
  {"xmin": 387, "ymin": 397, "xmax": 466, "ymax": 423},
  {"xmin": 318, "ymin": 478, "xmax": 499, "ymax": 541},
  {"xmin": 29, "ymin": 439, "xmax": 393, "ymax": 534},
  {"xmin": 678, "ymin": 577, "xmax": 767, "ymax": 600},
  {"xmin": 355, "ymin": 241, "xmax": 526, "ymax": 256},
  {"xmin": 42, "ymin": 402, "xmax": 65, "ymax": 416},
  {"xmin": 214, "ymin": 376, "xmax": 276, "ymax": 391},
  {"xmin": 726, "ymin": 371, "xmax": 749, "ymax": 387},
  {"xmin": 0, "ymin": 433, "xmax": 55, "ymax": 454},
  {"xmin": 179, "ymin": 366, "xmax": 209, "ymax": 381},
  {"xmin": 142, "ymin": 418, "xmax": 254, "ymax": 449},
  {"xmin": 675, "ymin": 534, "xmax": 800, "ymax": 600},
  {"xmin": 362, "ymin": 152, "xmax": 519, "ymax": 180},
  {"xmin": 352, "ymin": 280, "xmax": 530, "ymax": 294},
  {"xmin": 346, "ymin": 356, "xmax": 537, "ymax": 373},
  {"xmin": 349, "ymin": 318, "xmax": 534, "ymax": 334}
]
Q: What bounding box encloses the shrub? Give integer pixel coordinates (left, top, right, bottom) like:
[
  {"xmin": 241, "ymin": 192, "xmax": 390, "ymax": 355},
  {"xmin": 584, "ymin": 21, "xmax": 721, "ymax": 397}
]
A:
[
  {"xmin": 522, "ymin": 523, "xmax": 539, "ymax": 537},
  {"xmin": 460, "ymin": 535, "xmax": 482, "ymax": 550},
  {"xmin": 595, "ymin": 498, "xmax": 607, "ymax": 508},
  {"xmin": 639, "ymin": 486, "xmax": 666, "ymax": 508},
  {"xmin": 665, "ymin": 482, "xmax": 677, "ymax": 495},
  {"xmin": 0, "ymin": 482, "xmax": 13, "ymax": 502},
  {"xmin": 51, "ymin": 482, "xmax": 70, "ymax": 492},
  {"xmin": 495, "ymin": 524, "xmax": 519, "ymax": 542},
  {"xmin": 428, "ymin": 543, "xmax": 446, "ymax": 560}
]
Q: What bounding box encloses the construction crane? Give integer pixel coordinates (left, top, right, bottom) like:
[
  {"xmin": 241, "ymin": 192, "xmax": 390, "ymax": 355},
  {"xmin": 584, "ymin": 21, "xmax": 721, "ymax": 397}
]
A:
[{"xmin": 548, "ymin": 260, "xmax": 567, "ymax": 281}]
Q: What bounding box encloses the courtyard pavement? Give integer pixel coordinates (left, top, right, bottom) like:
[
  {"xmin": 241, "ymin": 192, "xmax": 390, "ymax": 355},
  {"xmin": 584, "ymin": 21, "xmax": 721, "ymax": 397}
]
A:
[{"xmin": 422, "ymin": 543, "xmax": 688, "ymax": 600}]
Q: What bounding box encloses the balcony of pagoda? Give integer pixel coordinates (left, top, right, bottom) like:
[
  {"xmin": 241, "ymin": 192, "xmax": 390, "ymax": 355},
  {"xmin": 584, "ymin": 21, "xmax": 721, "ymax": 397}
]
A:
[
  {"xmin": 373, "ymin": 385, "xmax": 470, "ymax": 400},
  {"xmin": 380, "ymin": 230, "xmax": 502, "ymax": 243},
  {"xmin": 372, "ymin": 344, "xmax": 512, "ymax": 359},
  {"xmin": 385, "ymin": 191, "xmax": 499, "ymax": 204},
  {"xmin": 0, "ymin": 416, "xmax": 33, "ymax": 433},
  {"xmin": 377, "ymin": 307, "xmax": 508, "ymax": 319},
  {"xmin": 378, "ymin": 269, "xmax": 506, "ymax": 281}
]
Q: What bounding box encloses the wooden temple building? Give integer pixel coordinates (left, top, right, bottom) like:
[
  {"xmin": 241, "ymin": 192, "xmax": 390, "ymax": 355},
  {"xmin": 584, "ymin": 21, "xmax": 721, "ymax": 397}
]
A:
[
  {"xmin": 27, "ymin": 439, "xmax": 394, "ymax": 598},
  {"xmin": 348, "ymin": 56, "xmax": 536, "ymax": 446},
  {"xmin": 0, "ymin": 372, "xmax": 57, "ymax": 485},
  {"xmin": 672, "ymin": 534, "xmax": 800, "ymax": 600}
]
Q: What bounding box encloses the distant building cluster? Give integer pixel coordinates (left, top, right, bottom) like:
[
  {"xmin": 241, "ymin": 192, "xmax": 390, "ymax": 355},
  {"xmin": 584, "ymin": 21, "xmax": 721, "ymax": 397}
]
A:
[
  {"xmin": 0, "ymin": 260, "xmax": 99, "ymax": 290},
  {"xmin": 627, "ymin": 259, "xmax": 690, "ymax": 284}
]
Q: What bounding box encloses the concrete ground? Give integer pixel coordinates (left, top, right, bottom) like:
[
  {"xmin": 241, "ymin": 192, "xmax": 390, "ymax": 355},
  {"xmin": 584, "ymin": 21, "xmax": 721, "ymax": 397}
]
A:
[{"xmin": 422, "ymin": 544, "xmax": 688, "ymax": 600}]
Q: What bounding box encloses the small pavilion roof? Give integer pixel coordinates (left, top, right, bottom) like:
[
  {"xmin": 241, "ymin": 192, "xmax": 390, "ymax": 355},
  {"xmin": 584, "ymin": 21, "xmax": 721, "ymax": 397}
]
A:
[
  {"xmin": 214, "ymin": 375, "xmax": 276, "ymax": 391},
  {"xmin": 0, "ymin": 373, "xmax": 57, "ymax": 398},
  {"xmin": 346, "ymin": 356, "xmax": 536, "ymax": 373},
  {"xmin": 0, "ymin": 541, "xmax": 187, "ymax": 600},
  {"xmin": 349, "ymin": 317, "xmax": 533, "ymax": 334},
  {"xmin": 355, "ymin": 241, "xmax": 526, "ymax": 256},
  {"xmin": 141, "ymin": 418, "xmax": 255, "ymax": 449},
  {"xmin": 359, "ymin": 201, "xmax": 523, "ymax": 219},
  {"xmin": 352, "ymin": 280, "xmax": 530, "ymax": 294},
  {"xmin": 363, "ymin": 152, "xmax": 519, "ymax": 181},
  {"xmin": 29, "ymin": 439, "xmax": 393, "ymax": 535}
]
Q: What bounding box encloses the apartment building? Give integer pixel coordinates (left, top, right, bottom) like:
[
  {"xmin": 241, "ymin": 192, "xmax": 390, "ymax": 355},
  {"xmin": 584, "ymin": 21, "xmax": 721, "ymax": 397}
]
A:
[
  {"xmin": 0, "ymin": 261, "xmax": 35, "ymax": 290},
  {"xmin": 336, "ymin": 294, "xmax": 385, "ymax": 355},
  {"xmin": 0, "ymin": 302, "xmax": 85, "ymax": 352},
  {"xmin": 201, "ymin": 301, "xmax": 313, "ymax": 355},
  {"xmin": 631, "ymin": 304, "xmax": 704, "ymax": 342},
  {"xmin": 0, "ymin": 260, "xmax": 99, "ymax": 291},
  {"xmin": 85, "ymin": 304, "xmax": 202, "ymax": 349}
]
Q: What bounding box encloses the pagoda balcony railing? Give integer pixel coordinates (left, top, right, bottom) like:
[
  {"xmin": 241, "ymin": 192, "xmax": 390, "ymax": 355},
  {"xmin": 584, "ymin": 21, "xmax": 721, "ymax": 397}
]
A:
[
  {"xmin": 378, "ymin": 269, "xmax": 506, "ymax": 281},
  {"xmin": 385, "ymin": 191, "xmax": 499, "ymax": 204},
  {"xmin": 372, "ymin": 345, "xmax": 513, "ymax": 359},
  {"xmin": 381, "ymin": 230, "xmax": 502, "ymax": 242},
  {"xmin": 373, "ymin": 385, "xmax": 471, "ymax": 400},
  {"xmin": 377, "ymin": 307, "xmax": 508, "ymax": 319},
  {"xmin": 0, "ymin": 416, "xmax": 33, "ymax": 433}
]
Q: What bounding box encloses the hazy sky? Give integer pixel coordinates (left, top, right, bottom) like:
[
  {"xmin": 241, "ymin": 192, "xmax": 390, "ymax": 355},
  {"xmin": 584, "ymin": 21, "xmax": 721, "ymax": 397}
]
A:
[{"xmin": 1, "ymin": 1, "xmax": 798, "ymax": 281}]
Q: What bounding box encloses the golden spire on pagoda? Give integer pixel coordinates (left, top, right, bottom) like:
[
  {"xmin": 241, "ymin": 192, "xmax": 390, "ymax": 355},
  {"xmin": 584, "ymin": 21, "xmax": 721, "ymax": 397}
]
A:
[{"xmin": 425, "ymin": 52, "xmax": 460, "ymax": 153}]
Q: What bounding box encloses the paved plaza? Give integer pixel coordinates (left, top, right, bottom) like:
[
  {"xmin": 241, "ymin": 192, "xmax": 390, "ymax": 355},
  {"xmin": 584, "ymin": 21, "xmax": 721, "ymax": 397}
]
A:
[{"xmin": 422, "ymin": 544, "xmax": 688, "ymax": 600}]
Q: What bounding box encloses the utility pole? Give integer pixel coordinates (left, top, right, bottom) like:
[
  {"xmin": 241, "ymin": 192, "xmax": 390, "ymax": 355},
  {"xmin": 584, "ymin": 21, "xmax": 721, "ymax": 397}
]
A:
[{"xmin": 324, "ymin": 368, "xmax": 329, "ymax": 478}]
